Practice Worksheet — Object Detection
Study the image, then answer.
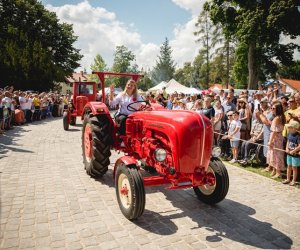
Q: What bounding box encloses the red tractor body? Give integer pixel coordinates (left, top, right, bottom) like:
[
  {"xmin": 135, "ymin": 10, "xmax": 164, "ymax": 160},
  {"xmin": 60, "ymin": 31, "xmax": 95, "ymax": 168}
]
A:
[{"xmin": 81, "ymin": 72, "xmax": 229, "ymax": 220}]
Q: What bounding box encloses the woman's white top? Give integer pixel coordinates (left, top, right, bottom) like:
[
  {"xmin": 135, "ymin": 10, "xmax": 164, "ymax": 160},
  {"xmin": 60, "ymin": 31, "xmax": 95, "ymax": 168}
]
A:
[{"xmin": 110, "ymin": 92, "xmax": 143, "ymax": 115}]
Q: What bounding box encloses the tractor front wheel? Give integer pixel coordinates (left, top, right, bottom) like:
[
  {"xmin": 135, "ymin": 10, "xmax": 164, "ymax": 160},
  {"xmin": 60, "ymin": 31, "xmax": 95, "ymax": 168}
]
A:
[
  {"xmin": 63, "ymin": 111, "xmax": 69, "ymax": 130},
  {"xmin": 116, "ymin": 164, "xmax": 145, "ymax": 220},
  {"xmin": 82, "ymin": 115, "xmax": 112, "ymax": 178},
  {"xmin": 193, "ymin": 158, "xmax": 229, "ymax": 205}
]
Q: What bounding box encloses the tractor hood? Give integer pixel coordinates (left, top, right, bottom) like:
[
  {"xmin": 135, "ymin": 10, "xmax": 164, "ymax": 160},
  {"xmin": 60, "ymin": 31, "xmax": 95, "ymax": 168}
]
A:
[{"xmin": 131, "ymin": 110, "xmax": 213, "ymax": 172}]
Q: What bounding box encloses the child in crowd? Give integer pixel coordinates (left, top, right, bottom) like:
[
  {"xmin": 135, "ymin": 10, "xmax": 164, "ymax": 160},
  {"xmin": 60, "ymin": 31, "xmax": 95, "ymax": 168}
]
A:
[
  {"xmin": 283, "ymin": 120, "xmax": 300, "ymax": 186},
  {"xmin": 228, "ymin": 110, "xmax": 242, "ymax": 163}
]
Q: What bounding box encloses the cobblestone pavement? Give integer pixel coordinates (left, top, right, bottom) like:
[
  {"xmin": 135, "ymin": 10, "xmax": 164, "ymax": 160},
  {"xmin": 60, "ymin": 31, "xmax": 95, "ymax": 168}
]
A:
[{"xmin": 1, "ymin": 117, "xmax": 300, "ymax": 250}]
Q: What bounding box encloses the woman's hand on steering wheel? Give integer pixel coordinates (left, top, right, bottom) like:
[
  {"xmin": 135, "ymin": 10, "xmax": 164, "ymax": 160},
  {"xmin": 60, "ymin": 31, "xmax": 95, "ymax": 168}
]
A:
[{"xmin": 127, "ymin": 100, "xmax": 151, "ymax": 112}]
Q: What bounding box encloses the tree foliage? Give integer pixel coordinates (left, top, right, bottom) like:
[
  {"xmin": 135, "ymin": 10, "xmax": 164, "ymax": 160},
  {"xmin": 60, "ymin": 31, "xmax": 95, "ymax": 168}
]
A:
[
  {"xmin": 0, "ymin": 0, "xmax": 82, "ymax": 90},
  {"xmin": 89, "ymin": 54, "xmax": 107, "ymax": 83},
  {"xmin": 278, "ymin": 60, "xmax": 300, "ymax": 80},
  {"xmin": 207, "ymin": 0, "xmax": 300, "ymax": 89},
  {"xmin": 151, "ymin": 38, "xmax": 176, "ymax": 84},
  {"xmin": 194, "ymin": 6, "xmax": 221, "ymax": 88},
  {"xmin": 111, "ymin": 45, "xmax": 136, "ymax": 89}
]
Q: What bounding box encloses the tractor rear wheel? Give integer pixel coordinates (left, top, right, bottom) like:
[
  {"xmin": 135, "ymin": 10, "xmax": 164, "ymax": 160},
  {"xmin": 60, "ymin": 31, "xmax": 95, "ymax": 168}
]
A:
[
  {"xmin": 70, "ymin": 116, "xmax": 76, "ymax": 125},
  {"xmin": 63, "ymin": 111, "xmax": 69, "ymax": 130},
  {"xmin": 116, "ymin": 164, "xmax": 145, "ymax": 220},
  {"xmin": 82, "ymin": 115, "xmax": 112, "ymax": 178},
  {"xmin": 193, "ymin": 158, "xmax": 229, "ymax": 205}
]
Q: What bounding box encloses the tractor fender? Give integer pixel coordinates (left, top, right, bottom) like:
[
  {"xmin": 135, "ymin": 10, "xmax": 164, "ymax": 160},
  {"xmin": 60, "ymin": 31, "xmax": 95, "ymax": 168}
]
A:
[
  {"xmin": 81, "ymin": 102, "xmax": 110, "ymax": 119},
  {"xmin": 113, "ymin": 156, "xmax": 138, "ymax": 179}
]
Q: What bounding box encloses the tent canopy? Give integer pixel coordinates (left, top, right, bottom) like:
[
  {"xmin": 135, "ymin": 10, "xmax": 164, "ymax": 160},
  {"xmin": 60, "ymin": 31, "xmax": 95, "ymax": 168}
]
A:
[
  {"xmin": 148, "ymin": 79, "xmax": 201, "ymax": 95},
  {"xmin": 165, "ymin": 79, "xmax": 201, "ymax": 95},
  {"xmin": 148, "ymin": 81, "xmax": 168, "ymax": 91}
]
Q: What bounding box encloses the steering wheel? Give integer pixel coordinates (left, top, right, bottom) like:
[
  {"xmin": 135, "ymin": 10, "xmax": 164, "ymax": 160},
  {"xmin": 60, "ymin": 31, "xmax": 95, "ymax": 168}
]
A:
[{"xmin": 127, "ymin": 100, "xmax": 151, "ymax": 112}]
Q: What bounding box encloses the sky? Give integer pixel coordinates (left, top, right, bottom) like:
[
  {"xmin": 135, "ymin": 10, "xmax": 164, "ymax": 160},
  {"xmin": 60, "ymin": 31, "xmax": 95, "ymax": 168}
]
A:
[{"xmin": 41, "ymin": 0, "xmax": 205, "ymax": 73}]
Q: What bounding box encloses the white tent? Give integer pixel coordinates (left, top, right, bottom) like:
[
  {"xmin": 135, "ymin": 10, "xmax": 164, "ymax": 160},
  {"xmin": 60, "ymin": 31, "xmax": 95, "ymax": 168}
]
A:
[
  {"xmin": 165, "ymin": 79, "xmax": 197, "ymax": 95},
  {"xmin": 148, "ymin": 81, "xmax": 168, "ymax": 92},
  {"xmin": 187, "ymin": 87, "xmax": 202, "ymax": 95}
]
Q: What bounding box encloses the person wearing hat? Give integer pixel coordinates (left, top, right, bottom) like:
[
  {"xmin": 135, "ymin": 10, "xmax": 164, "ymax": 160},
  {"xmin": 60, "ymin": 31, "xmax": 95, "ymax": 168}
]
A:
[
  {"xmin": 237, "ymin": 98, "xmax": 250, "ymax": 140},
  {"xmin": 282, "ymin": 97, "xmax": 299, "ymax": 142},
  {"xmin": 282, "ymin": 120, "xmax": 300, "ymax": 186},
  {"xmin": 257, "ymin": 97, "xmax": 275, "ymax": 172}
]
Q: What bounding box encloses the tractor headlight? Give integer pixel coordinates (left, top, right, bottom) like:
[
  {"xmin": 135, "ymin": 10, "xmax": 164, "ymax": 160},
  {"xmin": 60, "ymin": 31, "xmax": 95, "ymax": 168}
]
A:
[
  {"xmin": 154, "ymin": 148, "xmax": 167, "ymax": 162},
  {"xmin": 212, "ymin": 146, "xmax": 221, "ymax": 158}
]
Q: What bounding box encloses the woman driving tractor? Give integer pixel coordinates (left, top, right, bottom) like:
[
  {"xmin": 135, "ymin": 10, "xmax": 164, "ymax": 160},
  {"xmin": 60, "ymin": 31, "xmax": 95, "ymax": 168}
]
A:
[{"xmin": 109, "ymin": 79, "xmax": 143, "ymax": 135}]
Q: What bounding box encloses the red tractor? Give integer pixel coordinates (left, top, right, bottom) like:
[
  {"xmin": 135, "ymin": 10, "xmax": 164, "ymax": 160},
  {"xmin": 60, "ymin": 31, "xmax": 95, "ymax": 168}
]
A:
[
  {"xmin": 82, "ymin": 72, "xmax": 229, "ymax": 220},
  {"xmin": 63, "ymin": 81, "xmax": 98, "ymax": 130}
]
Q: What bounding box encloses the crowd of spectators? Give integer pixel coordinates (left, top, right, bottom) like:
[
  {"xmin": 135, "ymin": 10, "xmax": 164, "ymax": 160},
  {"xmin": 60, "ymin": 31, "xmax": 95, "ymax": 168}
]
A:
[
  {"xmin": 0, "ymin": 86, "xmax": 69, "ymax": 134},
  {"xmin": 145, "ymin": 83, "xmax": 300, "ymax": 185}
]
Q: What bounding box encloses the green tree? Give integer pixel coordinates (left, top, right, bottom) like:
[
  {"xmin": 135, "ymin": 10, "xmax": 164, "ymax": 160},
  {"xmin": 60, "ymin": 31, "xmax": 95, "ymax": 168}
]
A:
[
  {"xmin": 89, "ymin": 54, "xmax": 107, "ymax": 83},
  {"xmin": 111, "ymin": 45, "xmax": 136, "ymax": 89},
  {"xmin": 0, "ymin": 0, "xmax": 82, "ymax": 90},
  {"xmin": 151, "ymin": 38, "xmax": 176, "ymax": 84},
  {"xmin": 192, "ymin": 49, "xmax": 208, "ymax": 89},
  {"xmin": 208, "ymin": 0, "xmax": 300, "ymax": 89},
  {"xmin": 174, "ymin": 62, "xmax": 194, "ymax": 87},
  {"xmin": 194, "ymin": 6, "xmax": 221, "ymax": 88},
  {"xmin": 278, "ymin": 60, "xmax": 300, "ymax": 80}
]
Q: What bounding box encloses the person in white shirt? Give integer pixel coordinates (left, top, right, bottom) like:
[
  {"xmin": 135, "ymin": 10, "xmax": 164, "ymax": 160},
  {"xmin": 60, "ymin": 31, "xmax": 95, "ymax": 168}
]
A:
[
  {"xmin": 109, "ymin": 79, "xmax": 143, "ymax": 135},
  {"xmin": 228, "ymin": 110, "xmax": 242, "ymax": 163},
  {"xmin": 2, "ymin": 91, "xmax": 12, "ymax": 129},
  {"xmin": 19, "ymin": 92, "xmax": 28, "ymax": 116}
]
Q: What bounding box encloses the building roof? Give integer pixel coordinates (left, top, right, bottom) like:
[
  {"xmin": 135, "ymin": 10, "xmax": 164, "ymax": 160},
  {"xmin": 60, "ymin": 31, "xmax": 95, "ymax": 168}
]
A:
[
  {"xmin": 280, "ymin": 78, "xmax": 300, "ymax": 91},
  {"xmin": 65, "ymin": 71, "xmax": 89, "ymax": 83}
]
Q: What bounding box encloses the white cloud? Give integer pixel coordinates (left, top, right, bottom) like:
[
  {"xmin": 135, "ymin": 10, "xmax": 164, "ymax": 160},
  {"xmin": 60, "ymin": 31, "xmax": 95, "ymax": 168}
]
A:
[
  {"xmin": 46, "ymin": 0, "xmax": 203, "ymax": 73},
  {"xmin": 172, "ymin": 0, "xmax": 205, "ymax": 16}
]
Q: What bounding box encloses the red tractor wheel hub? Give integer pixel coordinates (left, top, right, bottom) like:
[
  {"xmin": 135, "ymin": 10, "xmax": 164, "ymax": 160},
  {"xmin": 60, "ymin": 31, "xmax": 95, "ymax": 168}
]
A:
[{"xmin": 84, "ymin": 124, "xmax": 92, "ymax": 162}]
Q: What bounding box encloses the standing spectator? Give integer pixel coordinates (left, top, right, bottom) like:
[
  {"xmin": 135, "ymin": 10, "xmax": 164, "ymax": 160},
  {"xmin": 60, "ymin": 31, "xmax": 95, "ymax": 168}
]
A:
[
  {"xmin": 177, "ymin": 100, "xmax": 186, "ymax": 110},
  {"xmin": 201, "ymin": 97, "xmax": 215, "ymax": 122},
  {"xmin": 267, "ymin": 102, "xmax": 286, "ymax": 178},
  {"xmin": 219, "ymin": 89, "xmax": 225, "ymax": 104},
  {"xmin": 19, "ymin": 92, "xmax": 28, "ymax": 118},
  {"xmin": 283, "ymin": 121, "xmax": 300, "ymax": 186},
  {"xmin": 166, "ymin": 95, "xmax": 174, "ymax": 110},
  {"xmin": 219, "ymin": 111, "xmax": 234, "ymax": 159},
  {"xmin": 229, "ymin": 89, "xmax": 237, "ymax": 106},
  {"xmin": 192, "ymin": 99, "xmax": 203, "ymax": 113},
  {"xmin": 32, "ymin": 94, "xmax": 41, "ymax": 121},
  {"xmin": 237, "ymin": 98, "xmax": 250, "ymax": 140},
  {"xmin": 258, "ymin": 97, "xmax": 273, "ymax": 172},
  {"xmin": 228, "ymin": 110, "xmax": 242, "ymax": 163},
  {"xmin": 222, "ymin": 95, "xmax": 236, "ymax": 131},
  {"xmin": 2, "ymin": 91, "xmax": 12, "ymax": 129},
  {"xmin": 280, "ymin": 96, "xmax": 289, "ymax": 112},
  {"xmin": 213, "ymin": 100, "xmax": 224, "ymax": 144},
  {"xmin": 0, "ymin": 94, "xmax": 4, "ymax": 133},
  {"xmin": 185, "ymin": 96, "xmax": 194, "ymax": 110},
  {"xmin": 162, "ymin": 87, "xmax": 167, "ymax": 100}
]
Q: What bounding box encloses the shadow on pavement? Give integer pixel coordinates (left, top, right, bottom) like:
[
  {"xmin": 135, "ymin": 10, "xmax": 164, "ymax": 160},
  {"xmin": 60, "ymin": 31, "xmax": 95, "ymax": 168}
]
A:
[
  {"xmin": 94, "ymin": 169, "xmax": 115, "ymax": 188},
  {"xmin": 0, "ymin": 126, "xmax": 31, "ymax": 157},
  {"xmin": 67, "ymin": 128, "xmax": 81, "ymax": 132},
  {"xmin": 0, "ymin": 117, "xmax": 62, "ymax": 158},
  {"xmin": 137, "ymin": 187, "xmax": 293, "ymax": 249}
]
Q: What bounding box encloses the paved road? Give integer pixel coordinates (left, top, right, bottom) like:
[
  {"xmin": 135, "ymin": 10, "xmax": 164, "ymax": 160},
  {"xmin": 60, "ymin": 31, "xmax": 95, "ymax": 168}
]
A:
[{"xmin": 1, "ymin": 117, "xmax": 299, "ymax": 250}]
